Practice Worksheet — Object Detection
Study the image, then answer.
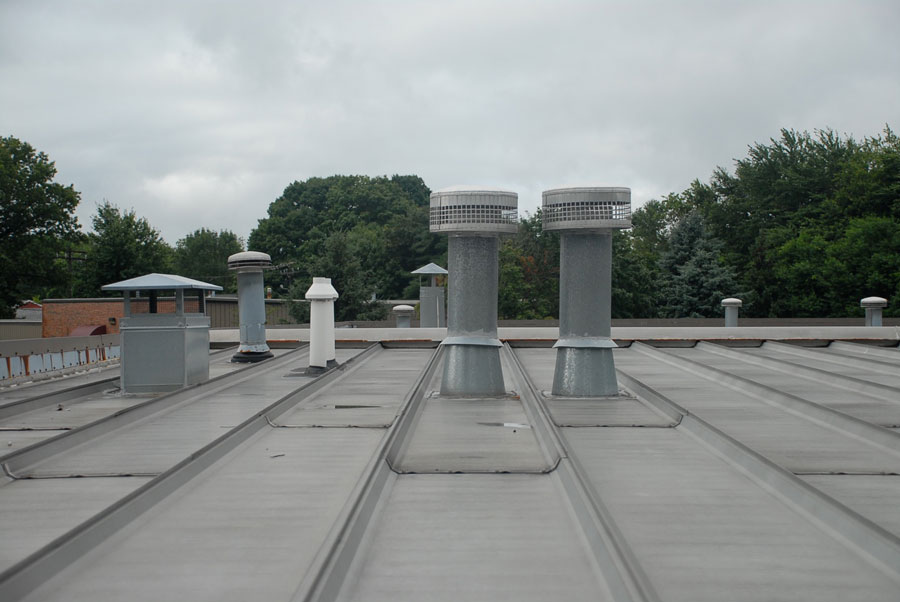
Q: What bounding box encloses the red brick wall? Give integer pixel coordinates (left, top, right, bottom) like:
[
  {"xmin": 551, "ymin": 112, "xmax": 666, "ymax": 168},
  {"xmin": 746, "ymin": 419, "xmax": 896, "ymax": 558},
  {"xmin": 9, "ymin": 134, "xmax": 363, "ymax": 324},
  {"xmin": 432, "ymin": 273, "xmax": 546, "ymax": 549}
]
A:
[{"xmin": 42, "ymin": 298, "xmax": 200, "ymax": 337}]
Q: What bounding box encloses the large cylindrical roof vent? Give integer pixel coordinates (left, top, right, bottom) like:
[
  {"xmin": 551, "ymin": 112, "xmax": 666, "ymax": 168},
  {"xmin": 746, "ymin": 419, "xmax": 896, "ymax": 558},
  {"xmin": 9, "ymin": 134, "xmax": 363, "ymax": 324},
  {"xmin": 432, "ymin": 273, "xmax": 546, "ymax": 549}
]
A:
[
  {"xmin": 430, "ymin": 186, "xmax": 518, "ymax": 235},
  {"xmin": 431, "ymin": 186, "xmax": 517, "ymax": 396},
  {"xmin": 542, "ymin": 187, "xmax": 631, "ymax": 232},
  {"xmin": 543, "ymin": 187, "xmax": 631, "ymax": 397},
  {"xmin": 227, "ymin": 251, "xmax": 274, "ymax": 363}
]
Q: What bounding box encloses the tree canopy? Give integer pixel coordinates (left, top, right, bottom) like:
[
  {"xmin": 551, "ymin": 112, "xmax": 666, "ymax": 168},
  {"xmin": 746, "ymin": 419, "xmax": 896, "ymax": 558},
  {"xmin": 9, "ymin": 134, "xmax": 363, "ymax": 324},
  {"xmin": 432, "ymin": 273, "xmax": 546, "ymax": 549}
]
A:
[
  {"xmin": 75, "ymin": 202, "xmax": 173, "ymax": 296},
  {"xmin": 249, "ymin": 175, "xmax": 445, "ymax": 301},
  {"xmin": 0, "ymin": 136, "xmax": 80, "ymax": 316},
  {"xmin": 173, "ymin": 228, "xmax": 243, "ymax": 293}
]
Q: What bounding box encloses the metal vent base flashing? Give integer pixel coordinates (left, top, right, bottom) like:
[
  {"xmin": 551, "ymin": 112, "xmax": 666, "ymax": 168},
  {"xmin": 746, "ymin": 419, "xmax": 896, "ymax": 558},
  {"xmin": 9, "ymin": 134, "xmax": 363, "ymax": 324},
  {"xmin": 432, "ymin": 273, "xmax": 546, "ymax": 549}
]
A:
[
  {"xmin": 552, "ymin": 347, "xmax": 618, "ymax": 397},
  {"xmin": 440, "ymin": 344, "xmax": 506, "ymax": 396}
]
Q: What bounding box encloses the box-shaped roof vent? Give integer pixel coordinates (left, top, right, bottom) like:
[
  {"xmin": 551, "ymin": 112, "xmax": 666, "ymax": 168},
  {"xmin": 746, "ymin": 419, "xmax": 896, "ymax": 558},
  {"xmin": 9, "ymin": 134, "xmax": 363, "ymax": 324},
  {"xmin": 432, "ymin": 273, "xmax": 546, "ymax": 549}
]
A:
[
  {"xmin": 429, "ymin": 186, "xmax": 518, "ymax": 234},
  {"xmin": 542, "ymin": 187, "xmax": 632, "ymax": 231}
]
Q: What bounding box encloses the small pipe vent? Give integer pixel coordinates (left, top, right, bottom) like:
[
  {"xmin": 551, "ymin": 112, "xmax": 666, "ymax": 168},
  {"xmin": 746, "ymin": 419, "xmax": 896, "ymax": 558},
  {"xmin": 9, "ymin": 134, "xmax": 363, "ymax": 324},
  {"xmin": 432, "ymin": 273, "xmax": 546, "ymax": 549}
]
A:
[
  {"xmin": 542, "ymin": 187, "xmax": 631, "ymax": 231},
  {"xmin": 429, "ymin": 186, "xmax": 518, "ymax": 234}
]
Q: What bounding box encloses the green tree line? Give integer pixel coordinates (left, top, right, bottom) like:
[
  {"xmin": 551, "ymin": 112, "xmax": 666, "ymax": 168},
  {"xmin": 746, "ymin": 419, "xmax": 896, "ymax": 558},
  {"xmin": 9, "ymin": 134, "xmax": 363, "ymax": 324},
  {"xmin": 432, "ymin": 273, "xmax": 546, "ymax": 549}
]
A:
[{"xmin": 2, "ymin": 126, "xmax": 898, "ymax": 320}]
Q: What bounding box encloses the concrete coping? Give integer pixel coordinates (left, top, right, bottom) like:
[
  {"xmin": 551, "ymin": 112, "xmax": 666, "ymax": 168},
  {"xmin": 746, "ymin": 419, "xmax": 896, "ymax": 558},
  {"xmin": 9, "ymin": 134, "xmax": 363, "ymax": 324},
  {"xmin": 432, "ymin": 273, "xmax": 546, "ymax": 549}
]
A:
[
  {"xmin": 721, "ymin": 298, "xmax": 743, "ymax": 307},
  {"xmin": 392, "ymin": 305, "xmax": 415, "ymax": 315}
]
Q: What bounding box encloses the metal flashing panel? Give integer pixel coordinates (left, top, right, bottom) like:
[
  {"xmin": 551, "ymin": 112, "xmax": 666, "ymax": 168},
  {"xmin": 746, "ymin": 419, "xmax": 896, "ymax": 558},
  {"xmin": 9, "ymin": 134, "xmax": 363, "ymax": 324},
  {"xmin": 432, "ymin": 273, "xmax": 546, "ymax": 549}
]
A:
[
  {"xmin": 4, "ymin": 333, "xmax": 900, "ymax": 601},
  {"xmin": 100, "ymin": 273, "xmax": 222, "ymax": 291}
]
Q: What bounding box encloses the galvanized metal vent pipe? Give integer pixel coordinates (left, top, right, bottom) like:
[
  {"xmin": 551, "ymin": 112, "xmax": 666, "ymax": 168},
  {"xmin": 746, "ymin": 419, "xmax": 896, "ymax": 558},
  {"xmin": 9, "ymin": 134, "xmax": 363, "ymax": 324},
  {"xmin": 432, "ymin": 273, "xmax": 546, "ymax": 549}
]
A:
[
  {"xmin": 861, "ymin": 296, "xmax": 887, "ymax": 327},
  {"xmin": 306, "ymin": 277, "xmax": 339, "ymax": 373},
  {"xmin": 543, "ymin": 187, "xmax": 631, "ymax": 396},
  {"xmin": 227, "ymin": 251, "xmax": 274, "ymax": 363},
  {"xmin": 430, "ymin": 186, "xmax": 518, "ymax": 396},
  {"xmin": 722, "ymin": 297, "xmax": 742, "ymax": 328}
]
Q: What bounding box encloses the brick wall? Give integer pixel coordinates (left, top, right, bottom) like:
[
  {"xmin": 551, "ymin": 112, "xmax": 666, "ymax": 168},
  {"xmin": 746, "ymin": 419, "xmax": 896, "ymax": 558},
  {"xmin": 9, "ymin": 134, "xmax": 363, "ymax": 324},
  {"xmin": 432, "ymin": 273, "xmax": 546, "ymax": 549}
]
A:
[{"xmin": 42, "ymin": 297, "xmax": 201, "ymax": 338}]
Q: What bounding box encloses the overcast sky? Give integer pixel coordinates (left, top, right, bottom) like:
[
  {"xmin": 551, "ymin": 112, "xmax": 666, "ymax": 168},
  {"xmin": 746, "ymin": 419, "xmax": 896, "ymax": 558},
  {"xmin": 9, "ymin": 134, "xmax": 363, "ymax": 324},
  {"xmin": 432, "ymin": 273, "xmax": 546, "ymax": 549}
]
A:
[{"xmin": 2, "ymin": 1, "xmax": 898, "ymax": 245}]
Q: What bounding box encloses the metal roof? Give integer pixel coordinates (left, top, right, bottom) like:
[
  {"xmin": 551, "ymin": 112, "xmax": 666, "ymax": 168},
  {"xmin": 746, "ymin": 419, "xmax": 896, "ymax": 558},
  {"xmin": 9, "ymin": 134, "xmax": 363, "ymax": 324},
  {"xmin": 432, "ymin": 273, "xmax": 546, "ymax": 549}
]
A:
[
  {"xmin": 411, "ymin": 262, "xmax": 448, "ymax": 275},
  {"xmin": 100, "ymin": 273, "xmax": 223, "ymax": 291},
  {"xmin": 2, "ymin": 328, "xmax": 900, "ymax": 601}
]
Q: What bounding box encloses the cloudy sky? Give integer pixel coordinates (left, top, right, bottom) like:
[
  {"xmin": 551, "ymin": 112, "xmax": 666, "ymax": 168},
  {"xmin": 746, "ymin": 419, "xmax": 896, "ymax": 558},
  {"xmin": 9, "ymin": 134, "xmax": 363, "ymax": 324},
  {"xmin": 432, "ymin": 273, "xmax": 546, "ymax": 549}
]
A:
[{"xmin": 2, "ymin": 1, "xmax": 898, "ymax": 245}]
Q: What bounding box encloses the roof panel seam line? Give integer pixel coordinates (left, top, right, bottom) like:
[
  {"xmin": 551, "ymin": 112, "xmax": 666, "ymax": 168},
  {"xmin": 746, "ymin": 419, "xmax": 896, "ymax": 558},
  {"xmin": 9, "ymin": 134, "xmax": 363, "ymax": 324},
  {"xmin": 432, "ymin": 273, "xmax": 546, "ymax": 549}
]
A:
[
  {"xmin": 697, "ymin": 340, "xmax": 900, "ymax": 402},
  {"xmin": 631, "ymin": 342, "xmax": 900, "ymax": 458},
  {"xmin": 765, "ymin": 339, "xmax": 900, "ymax": 374},
  {"xmin": 0, "ymin": 376, "xmax": 119, "ymax": 422},
  {"xmin": 830, "ymin": 341, "xmax": 900, "ymax": 362},
  {"xmin": 291, "ymin": 345, "xmax": 444, "ymax": 602},
  {"xmin": 0, "ymin": 343, "xmax": 382, "ymax": 601},
  {"xmin": 677, "ymin": 411, "xmax": 900, "ymax": 583},
  {"xmin": 614, "ymin": 367, "xmax": 900, "ymax": 583},
  {"xmin": 505, "ymin": 345, "xmax": 663, "ymax": 602},
  {"xmin": 0, "ymin": 344, "xmax": 310, "ymax": 474}
]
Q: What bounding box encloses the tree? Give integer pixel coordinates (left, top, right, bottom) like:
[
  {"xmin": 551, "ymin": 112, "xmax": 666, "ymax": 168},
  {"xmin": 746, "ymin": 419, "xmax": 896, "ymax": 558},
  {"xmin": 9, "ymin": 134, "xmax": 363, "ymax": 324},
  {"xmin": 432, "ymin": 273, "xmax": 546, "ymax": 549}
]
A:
[
  {"xmin": 288, "ymin": 232, "xmax": 388, "ymax": 323},
  {"xmin": 658, "ymin": 212, "xmax": 740, "ymax": 318},
  {"xmin": 249, "ymin": 174, "xmax": 445, "ymax": 299},
  {"xmin": 173, "ymin": 228, "xmax": 243, "ymax": 292},
  {"xmin": 77, "ymin": 202, "xmax": 173, "ymax": 296},
  {"xmin": 498, "ymin": 211, "xmax": 559, "ymax": 319},
  {"xmin": 0, "ymin": 136, "xmax": 81, "ymax": 315}
]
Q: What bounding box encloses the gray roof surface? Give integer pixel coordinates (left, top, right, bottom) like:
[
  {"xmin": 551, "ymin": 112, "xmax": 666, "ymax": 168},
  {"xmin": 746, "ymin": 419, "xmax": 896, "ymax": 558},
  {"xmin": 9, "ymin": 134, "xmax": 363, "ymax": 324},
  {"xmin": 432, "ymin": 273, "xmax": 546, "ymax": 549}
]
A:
[{"xmin": 2, "ymin": 331, "xmax": 900, "ymax": 600}]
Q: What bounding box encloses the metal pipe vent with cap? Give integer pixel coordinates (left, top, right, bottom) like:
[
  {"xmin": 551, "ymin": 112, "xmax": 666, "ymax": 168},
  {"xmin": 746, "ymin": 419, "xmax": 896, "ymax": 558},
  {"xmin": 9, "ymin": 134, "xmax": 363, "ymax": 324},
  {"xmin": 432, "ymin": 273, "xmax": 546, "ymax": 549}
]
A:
[
  {"xmin": 430, "ymin": 186, "xmax": 517, "ymax": 396},
  {"xmin": 228, "ymin": 251, "xmax": 274, "ymax": 363},
  {"xmin": 543, "ymin": 187, "xmax": 631, "ymax": 397}
]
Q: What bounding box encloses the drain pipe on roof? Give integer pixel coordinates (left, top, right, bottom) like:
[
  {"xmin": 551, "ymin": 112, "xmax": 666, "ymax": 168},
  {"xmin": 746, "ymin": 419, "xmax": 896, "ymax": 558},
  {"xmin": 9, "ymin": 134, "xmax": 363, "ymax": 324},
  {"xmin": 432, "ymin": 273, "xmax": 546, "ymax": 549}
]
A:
[
  {"xmin": 543, "ymin": 187, "xmax": 631, "ymax": 397},
  {"xmin": 861, "ymin": 296, "xmax": 887, "ymax": 327},
  {"xmin": 228, "ymin": 251, "xmax": 275, "ymax": 363},
  {"xmin": 430, "ymin": 186, "xmax": 518, "ymax": 396},
  {"xmin": 722, "ymin": 297, "xmax": 742, "ymax": 328},
  {"xmin": 306, "ymin": 277, "xmax": 339, "ymax": 374}
]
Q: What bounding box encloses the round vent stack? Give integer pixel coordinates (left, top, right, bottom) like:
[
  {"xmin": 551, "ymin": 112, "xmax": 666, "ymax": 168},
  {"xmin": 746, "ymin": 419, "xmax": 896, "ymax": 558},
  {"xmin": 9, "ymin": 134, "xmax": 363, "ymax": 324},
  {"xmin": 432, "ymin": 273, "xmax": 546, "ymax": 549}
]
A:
[
  {"xmin": 305, "ymin": 277, "xmax": 339, "ymax": 373},
  {"xmin": 227, "ymin": 251, "xmax": 274, "ymax": 363},
  {"xmin": 430, "ymin": 186, "xmax": 518, "ymax": 396},
  {"xmin": 543, "ymin": 187, "xmax": 631, "ymax": 397},
  {"xmin": 861, "ymin": 296, "xmax": 887, "ymax": 327},
  {"xmin": 721, "ymin": 297, "xmax": 743, "ymax": 328}
]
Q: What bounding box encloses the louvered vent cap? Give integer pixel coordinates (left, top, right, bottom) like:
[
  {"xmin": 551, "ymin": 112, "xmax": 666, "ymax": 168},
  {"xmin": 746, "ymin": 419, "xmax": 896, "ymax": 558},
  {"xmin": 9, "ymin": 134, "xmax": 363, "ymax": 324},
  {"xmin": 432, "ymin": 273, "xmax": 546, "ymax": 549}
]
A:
[
  {"xmin": 227, "ymin": 251, "xmax": 273, "ymax": 271},
  {"xmin": 542, "ymin": 187, "xmax": 631, "ymax": 231},
  {"xmin": 429, "ymin": 186, "xmax": 518, "ymax": 234}
]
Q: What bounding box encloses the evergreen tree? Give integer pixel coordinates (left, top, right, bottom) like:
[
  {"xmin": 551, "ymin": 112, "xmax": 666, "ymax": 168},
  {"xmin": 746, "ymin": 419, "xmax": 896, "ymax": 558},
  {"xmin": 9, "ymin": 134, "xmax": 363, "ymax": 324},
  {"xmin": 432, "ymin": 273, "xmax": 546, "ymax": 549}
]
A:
[{"xmin": 658, "ymin": 212, "xmax": 740, "ymax": 318}]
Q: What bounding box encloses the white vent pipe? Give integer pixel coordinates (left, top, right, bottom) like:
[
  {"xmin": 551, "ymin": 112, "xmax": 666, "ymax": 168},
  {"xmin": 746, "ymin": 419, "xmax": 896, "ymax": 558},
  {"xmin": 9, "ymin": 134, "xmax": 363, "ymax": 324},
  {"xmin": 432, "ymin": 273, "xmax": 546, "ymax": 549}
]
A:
[{"xmin": 306, "ymin": 277, "xmax": 339, "ymax": 372}]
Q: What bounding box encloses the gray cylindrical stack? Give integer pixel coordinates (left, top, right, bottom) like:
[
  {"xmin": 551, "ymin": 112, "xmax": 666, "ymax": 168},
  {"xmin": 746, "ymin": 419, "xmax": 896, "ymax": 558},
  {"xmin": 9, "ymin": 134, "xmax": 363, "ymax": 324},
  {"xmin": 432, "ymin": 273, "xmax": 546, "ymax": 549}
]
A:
[
  {"xmin": 430, "ymin": 186, "xmax": 518, "ymax": 396},
  {"xmin": 227, "ymin": 251, "xmax": 274, "ymax": 363},
  {"xmin": 543, "ymin": 187, "xmax": 631, "ymax": 396},
  {"xmin": 722, "ymin": 298, "xmax": 742, "ymax": 327},
  {"xmin": 861, "ymin": 296, "xmax": 887, "ymax": 327}
]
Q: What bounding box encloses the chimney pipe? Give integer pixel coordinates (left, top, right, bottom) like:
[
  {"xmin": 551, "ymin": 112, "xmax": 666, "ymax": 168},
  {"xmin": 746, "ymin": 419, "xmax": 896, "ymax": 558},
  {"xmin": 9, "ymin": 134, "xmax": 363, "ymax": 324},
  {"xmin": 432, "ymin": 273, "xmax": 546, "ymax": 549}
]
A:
[
  {"xmin": 306, "ymin": 277, "xmax": 339, "ymax": 373},
  {"xmin": 227, "ymin": 251, "xmax": 274, "ymax": 363},
  {"xmin": 543, "ymin": 187, "xmax": 631, "ymax": 397},
  {"xmin": 430, "ymin": 186, "xmax": 518, "ymax": 396},
  {"xmin": 721, "ymin": 298, "xmax": 742, "ymax": 327},
  {"xmin": 861, "ymin": 296, "xmax": 887, "ymax": 327}
]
